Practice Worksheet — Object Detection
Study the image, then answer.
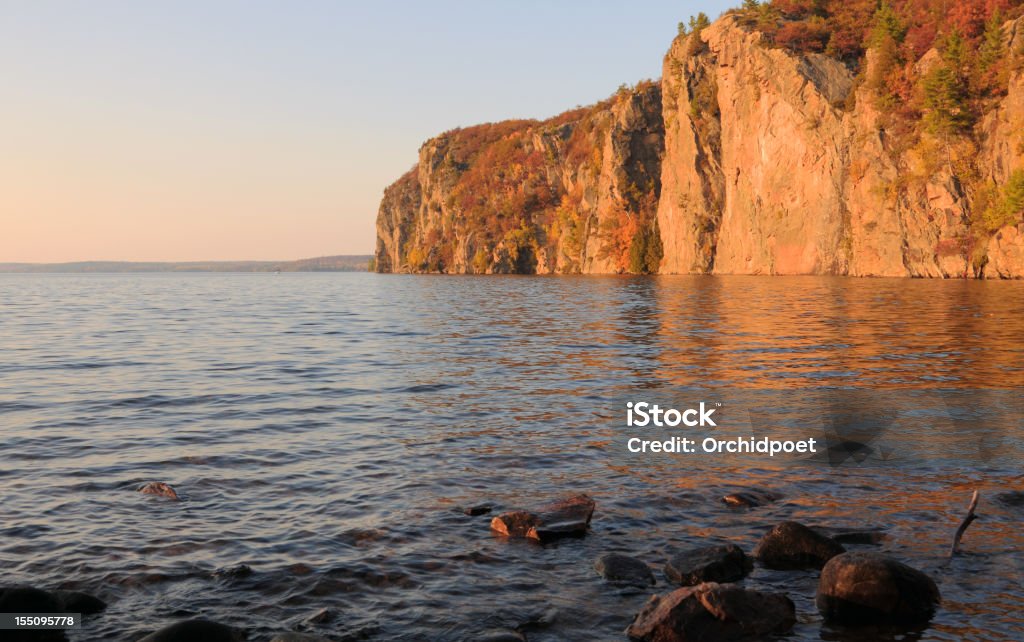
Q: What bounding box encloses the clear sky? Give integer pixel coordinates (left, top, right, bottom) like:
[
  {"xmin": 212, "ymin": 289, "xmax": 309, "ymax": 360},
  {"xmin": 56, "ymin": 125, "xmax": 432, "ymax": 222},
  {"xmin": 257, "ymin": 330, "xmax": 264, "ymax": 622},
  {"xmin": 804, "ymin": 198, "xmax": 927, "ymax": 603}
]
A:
[{"xmin": 1, "ymin": 1, "xmax": 734, "ymax": 262}]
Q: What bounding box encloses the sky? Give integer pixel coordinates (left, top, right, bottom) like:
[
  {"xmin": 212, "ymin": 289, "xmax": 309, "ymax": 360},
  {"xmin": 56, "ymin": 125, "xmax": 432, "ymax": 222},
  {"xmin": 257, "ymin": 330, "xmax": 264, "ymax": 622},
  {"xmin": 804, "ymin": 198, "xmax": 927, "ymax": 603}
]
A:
[{"xmin": 1, "ymin": 1, "xmax": 734, "ymax": 263}]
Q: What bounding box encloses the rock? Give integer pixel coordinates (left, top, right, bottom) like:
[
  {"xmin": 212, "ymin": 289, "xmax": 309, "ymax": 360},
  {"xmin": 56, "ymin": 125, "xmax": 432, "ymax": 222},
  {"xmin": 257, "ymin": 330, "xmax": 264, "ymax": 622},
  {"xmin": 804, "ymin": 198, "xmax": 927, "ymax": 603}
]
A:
[
  {"xmin": 995, "ymin": 490, "xmax": 1024, "ymax": 507},
  {"xmin": 664, "ymin": 544, "xmax": 751, "ymax": 586},
  {"xmin": 823, "ymin": 528, "xmax": 888, "ymax": 546},
  {"xmin": 754, "ymin": 521, "xmax": 845, "ymax": 569},
  {"xmin": 304, "ymin": 608, "xmax": 333, "ymax": 624},
  {"xmin": 490, "ymin": 494, "xmax": 595, "ymax": 542},
  {"xmin": 212, "ymin": 564, "xmax": 253, "ymax": 579},
  {"xmin": 139, "ymin": 482, "xmax": 179, "ymax": 500},
  {"xmin": 52, "ymin": 589, "xmax": 106, "ymax": 614},
  {"xmin": 816, "ymin": 552, "xmax": 941, "ymax": 624},
  {"xmin": 721, "ymin": 489, "xmax": 780, "ymax": 508},
  {"xmin": 594, "ymin": 553, "xmax": 655, "ymax": 587},
  {"xmin": 137, "ymin": 619, "xmax": 245, "ymax": 642},
  {"xmin": 461, "ymin": 504, "xmax": 492, "ymax": 516},
  {"xmin": 0, "ymin": 588, "xmax": 67, "ymax": 641},
  {"xmin": 269, "ymin": 634, "xmax": 331, "ymax": 642},
  {"xmin": 625, "ymin": 582, "xmax": 795, "ymax": 641}
]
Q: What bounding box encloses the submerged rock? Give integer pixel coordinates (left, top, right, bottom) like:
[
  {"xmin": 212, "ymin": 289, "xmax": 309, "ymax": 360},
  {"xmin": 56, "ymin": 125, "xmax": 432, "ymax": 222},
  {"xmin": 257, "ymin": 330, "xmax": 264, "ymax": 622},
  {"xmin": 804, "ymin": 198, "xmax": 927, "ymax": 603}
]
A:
[
  {"xmin": 476, "ymin": 630, "xmax": 526, "ymax": 642},
  {"xmin": 817, "ymin": 552, "xmax": 940, "ymax": 624},
  {"xmin": 626, "ymin": 582, "xmax": 795, "ymax": 641},
  {"xmin": 212, "ymin": 564, "xmax": 253, "ymax": 580},
  {"xmin": 995, "ymin": 490, "xmax": 1024, "ymax": 507},
  {"xmin": 594, "ymin": 553, "xmax": 655, "ymax": 587},
  {"xmin": 721, "ymin": 489, "xmax": 781, "ymax": 508},
  {"xmin": 490, "ymin": 494, "xmax": 595, "ymax": 542},
  {"xmin": 461, "ymin": 504, "xmax": 493, "ymax": 516},
  {"xmin": 821, "ymin": 527, "xmax": 888, "ymax": 546},
  {"xmin": 664, "ymin": 544, "xmax": 751, "ymax": 586},
  {"xmin": 754, "ymin": 521, "xmax": 845, "ymax": 569},
  {"xmin": 137, "ymin": 619, "xmax": 245, "ymax": 642},
  {"xmin": 138, "ymin": 482, "xmax": 179, "ymax": 500}
]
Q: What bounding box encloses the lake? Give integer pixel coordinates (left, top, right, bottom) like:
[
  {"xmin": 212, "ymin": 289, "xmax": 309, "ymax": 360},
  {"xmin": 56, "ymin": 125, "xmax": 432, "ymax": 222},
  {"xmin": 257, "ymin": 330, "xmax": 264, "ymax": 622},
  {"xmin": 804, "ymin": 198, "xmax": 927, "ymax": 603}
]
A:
[{"xmin": 1, "ymin": 273, "xmax": 1022, "ymax": 641}]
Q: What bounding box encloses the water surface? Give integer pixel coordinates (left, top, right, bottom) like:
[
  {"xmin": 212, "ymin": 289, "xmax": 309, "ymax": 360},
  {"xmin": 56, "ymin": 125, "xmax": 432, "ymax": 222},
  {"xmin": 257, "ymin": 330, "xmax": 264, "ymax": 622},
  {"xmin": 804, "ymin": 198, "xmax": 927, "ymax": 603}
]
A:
[{"xmin": 1, "ymin": 273, "xmax": 1022, "ymax": 640}]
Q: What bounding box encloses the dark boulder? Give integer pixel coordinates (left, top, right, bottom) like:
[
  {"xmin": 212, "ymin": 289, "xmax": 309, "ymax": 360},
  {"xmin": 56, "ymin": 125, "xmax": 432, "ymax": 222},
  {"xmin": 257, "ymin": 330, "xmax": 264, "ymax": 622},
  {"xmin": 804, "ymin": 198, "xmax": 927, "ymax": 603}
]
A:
[
  {"xmin": 664, "ymin": 544, "xmax": 751, "ymax": 586},
  {"xmin": 816, "ymin": 552, "xmax": 940, "ymax": 624},
  {"xmin": 490, "ymin": 494, "xmax": 595, "ymax": 542},
  {"xmin": 722, "ymin": 489, "xmax": 781, "ymax": 508},
  {"xmin": 461, "ymin": 504, "xmax": 493, "ymax": 516},
  {"xmin": 626, "ymin": 582, "xmax": 795, "ymax": 641},
  {"xmin": 594, "ymin": 553, "xmax": 655, "ymax": 587},
  {"xmin": 137, "ymin": 619, "xmax": 245, "ymax": 642},
  {"xmin": 754, "ymin": 521, "xmax": 845, "ymax": 569},
  {"xmin": 995, "ymin": 490, "xmax": 1024, "ymax": 507},
  {"xmin": 52, "ymin": 589, "xmax": 106, "ymax": 614},
  {"xmin": 0, "ymin": 588, "xmax": 66, "ymax": 642}
]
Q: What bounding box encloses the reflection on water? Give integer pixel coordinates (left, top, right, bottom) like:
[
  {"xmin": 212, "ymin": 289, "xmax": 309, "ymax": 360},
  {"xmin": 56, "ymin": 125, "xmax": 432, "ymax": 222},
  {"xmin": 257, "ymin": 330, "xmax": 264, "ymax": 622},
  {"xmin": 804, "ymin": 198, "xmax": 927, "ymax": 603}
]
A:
[{"xmin": 0, "ymin": 273, "xmax": 1022, "ymax": 641}]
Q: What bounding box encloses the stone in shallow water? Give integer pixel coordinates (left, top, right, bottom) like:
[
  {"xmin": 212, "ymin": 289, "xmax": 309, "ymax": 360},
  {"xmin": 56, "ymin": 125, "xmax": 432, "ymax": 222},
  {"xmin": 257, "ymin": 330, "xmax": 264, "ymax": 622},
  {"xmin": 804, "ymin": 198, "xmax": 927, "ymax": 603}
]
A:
[
  {"xmin": 137, "ymin": 619, "xmax": 246, "ymax": 642},
  {"xmin": 816, "ymin": 552, "xmax": 940, "ymax": 624},
  {"xmin": 664, "ymin": 544, "xmax": 751, "ymax": 586},
  {"xmin": 754, "ymin": 521, "xmax": 845, "ymax": 569},
  {"xmin": 476, "ymin": 630, "xmax": 526, "ymax": 642},
  {"xmin": 490, "ymin": 494, "xmax": 595, "ymax": 542},
  {"xmin": 461, "ymin": 504, "xmax": 493, "ymax": 516},
  {"xmin": 138, "ymin": 482, "xmax": 179, "ymax": 500},
  {"xmin": 594, "ymin": 553, "xmax": 655, "ymax": 587},
  {"xmin": 721, "ymin": 489, "xmax": 781, "ymax": 507},
  {"xmin": 995, "ymin": 490, "xmax": 1024, "ymax": 507},
  {"xmin": 626, "ymin": 582, "xmax": 795, "ymax": 641}
]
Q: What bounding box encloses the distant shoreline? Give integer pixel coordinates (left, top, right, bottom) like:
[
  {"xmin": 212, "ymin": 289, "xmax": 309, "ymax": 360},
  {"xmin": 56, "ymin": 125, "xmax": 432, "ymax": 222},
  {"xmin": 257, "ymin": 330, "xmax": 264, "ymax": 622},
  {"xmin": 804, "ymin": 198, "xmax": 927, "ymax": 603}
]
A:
[{"xmin": 0, "ymin": 255, "xmax": 373, "ymax": 274}]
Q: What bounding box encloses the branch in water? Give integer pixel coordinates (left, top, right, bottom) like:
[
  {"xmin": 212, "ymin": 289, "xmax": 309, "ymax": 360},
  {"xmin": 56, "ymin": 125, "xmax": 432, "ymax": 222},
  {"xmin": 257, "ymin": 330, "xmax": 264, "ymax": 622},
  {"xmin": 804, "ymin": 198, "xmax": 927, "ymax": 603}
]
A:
[{"xmin": 950, "ymin": 490, "xmax": 979, "ymax": 557}]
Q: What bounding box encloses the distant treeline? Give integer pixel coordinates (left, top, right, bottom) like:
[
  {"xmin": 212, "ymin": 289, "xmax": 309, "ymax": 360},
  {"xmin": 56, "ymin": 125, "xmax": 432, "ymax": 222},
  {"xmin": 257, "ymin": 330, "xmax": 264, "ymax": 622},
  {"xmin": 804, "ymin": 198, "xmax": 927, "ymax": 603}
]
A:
[{"xmin": 0, "ymin": 255, "xmax": 374, "ymax": 273}]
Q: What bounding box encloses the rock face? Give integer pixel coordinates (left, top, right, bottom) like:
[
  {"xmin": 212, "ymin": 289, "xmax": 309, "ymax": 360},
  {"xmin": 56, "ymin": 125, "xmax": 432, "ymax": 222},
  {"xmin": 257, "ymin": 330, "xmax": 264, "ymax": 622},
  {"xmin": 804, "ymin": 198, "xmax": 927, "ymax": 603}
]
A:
[
  {"xmin": 595, "ymin": 553, "xmax": 656, "ymax": 587},
  {"xmin": 374, "ymin": 84, "xmax": 665, "ymax": 274},
  {"xmin": 754, "ymin": 521, "xmax": 845, "ymax": 569},
  {"xmin": 816, "ymin": 552, "xmax": 940, "ymax": 624},
  {"xmin": 375, "ymin": 13, "xmax": 1024, "ymax": 278},
  {"xmin": 664, "ymin": 544, "xmax": 751, "ymax": 586},
  {"xmin": 138, "ymin": 619, "xmax": 246, "ymax": 642},
  {"xmin": 625, "ymin": 582, "xmax": 795, "ymax": 641},
  {"xmin": 490, "ymin": 494, "xmax": 595, "ymax": 542}
]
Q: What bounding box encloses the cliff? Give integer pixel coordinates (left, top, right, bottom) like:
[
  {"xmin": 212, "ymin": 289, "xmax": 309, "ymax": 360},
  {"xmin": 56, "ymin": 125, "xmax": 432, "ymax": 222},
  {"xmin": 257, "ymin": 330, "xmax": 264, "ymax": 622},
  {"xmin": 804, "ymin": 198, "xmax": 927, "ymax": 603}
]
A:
[
  {"xmin": 375, "ymin": 3, "xmax": 1024, "ymax": 278},
  {"xmin": 375, "ymin": 84, "xmax": 664, "ymax": 274}
]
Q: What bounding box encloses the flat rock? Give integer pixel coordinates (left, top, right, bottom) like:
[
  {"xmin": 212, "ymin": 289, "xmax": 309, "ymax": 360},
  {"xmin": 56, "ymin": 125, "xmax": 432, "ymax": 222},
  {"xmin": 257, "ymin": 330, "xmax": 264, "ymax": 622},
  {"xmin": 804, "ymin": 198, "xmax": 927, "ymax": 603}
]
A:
[
  {"xmin": 664, "ymin": 544, "xmax": 751, "ymax": 586},
  {"xmin": 269, "ymin": 634, "xmax": 332, "ymax": 642},
  {"xmin": 594, "ymin": 553, "xmax": 655, "ymax": 587},
  {"xmin": 462, "ymin": 504, "xmax": 493, "ymax": 516},
  {"xmin": 52, "ymin": 589, "xmax": 106, "ymax": 614},
  {"xmin": 490, "ymin": 494, "xmax": 595, "ymax": 542},
  {"xmin": 139, "ymin": 482, "xmax": 179, "ymax": 500},
  {"xmin": 817, "ymin": 527, "xmax": 888, "ymax": 546},
  {"xmin": 625, "ymin": 582, "xmax": 795, "ymax": 641},
  {"xmin": 137, "ymin": 619, "xmax": 246, "ymax": 642},
  {"xmin": 754, "ymin": 521, "xmax": 845, "ymax": 569},
  {"xmin": 722, "ymin": 489, "xmax": 781, "ymax": 508},
  {"xmin": 304, "ymin": 608, "xmax": 333, "ymax": 624},
  {"xmin": 816, "ymin": 552, "xmax": 940, "ymax": 624}
]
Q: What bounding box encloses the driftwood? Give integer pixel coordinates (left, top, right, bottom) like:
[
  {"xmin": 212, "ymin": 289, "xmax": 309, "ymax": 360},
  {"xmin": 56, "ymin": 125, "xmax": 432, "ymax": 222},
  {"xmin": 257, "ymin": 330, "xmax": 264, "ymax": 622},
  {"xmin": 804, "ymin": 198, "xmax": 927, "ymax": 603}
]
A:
[{"xmin": 950, "ymin": 490, "xmax": 979, "ymax": 557}]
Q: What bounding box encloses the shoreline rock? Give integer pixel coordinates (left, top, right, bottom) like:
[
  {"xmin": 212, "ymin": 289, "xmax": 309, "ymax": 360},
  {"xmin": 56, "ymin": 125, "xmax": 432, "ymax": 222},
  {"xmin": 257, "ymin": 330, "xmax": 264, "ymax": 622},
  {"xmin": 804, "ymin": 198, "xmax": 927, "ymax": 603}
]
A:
[
  {"xmin": 490, "ymin": 494, "xmax": 595, "ymax": 542},
  {"xmin": 816, "ymin": 552, "xmax": 940, "ymax": 624},
  {"xmin": 754, "ymin": 521, "xmax": 845, "ymax": 569},
  {"xmin": 664, "ymin": 544, "xmax": 751, "ymax": 586},
  {"xmin": 626, "ymin": 582, "xmax": 795, "ymax": 641},
  {"xmin": 595, "ymin": 553, "xmax": 656, "ymax": 587}
]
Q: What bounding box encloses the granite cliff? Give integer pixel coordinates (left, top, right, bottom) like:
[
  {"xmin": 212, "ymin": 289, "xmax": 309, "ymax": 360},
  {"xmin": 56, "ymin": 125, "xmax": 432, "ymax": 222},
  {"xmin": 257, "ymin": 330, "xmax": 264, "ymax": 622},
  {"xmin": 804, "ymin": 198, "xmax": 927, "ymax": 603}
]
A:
[{"xmin": 375, "ymin": 2, "xmax": 1024, "ymax": 278}]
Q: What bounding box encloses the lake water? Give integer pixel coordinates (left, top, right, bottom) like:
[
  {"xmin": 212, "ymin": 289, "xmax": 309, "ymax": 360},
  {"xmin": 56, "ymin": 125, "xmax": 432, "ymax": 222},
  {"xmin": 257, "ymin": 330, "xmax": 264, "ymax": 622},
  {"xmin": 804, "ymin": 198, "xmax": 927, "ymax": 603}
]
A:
[{"xmin": 1, "ymin": 273, "xmax": 1022, "ymax": 641}]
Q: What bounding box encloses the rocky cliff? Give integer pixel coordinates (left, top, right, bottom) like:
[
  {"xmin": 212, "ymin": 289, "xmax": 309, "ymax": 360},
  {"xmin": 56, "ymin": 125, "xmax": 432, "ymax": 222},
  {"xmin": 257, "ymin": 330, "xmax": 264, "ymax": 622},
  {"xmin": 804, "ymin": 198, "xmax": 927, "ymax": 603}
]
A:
[
  {"xmin": 375, "ymin": 84, "xmax": 664, "ymax": 274},
  {"xmin": 375, "ymin": 5, "xmax": 1024, "ymax": 278}
]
